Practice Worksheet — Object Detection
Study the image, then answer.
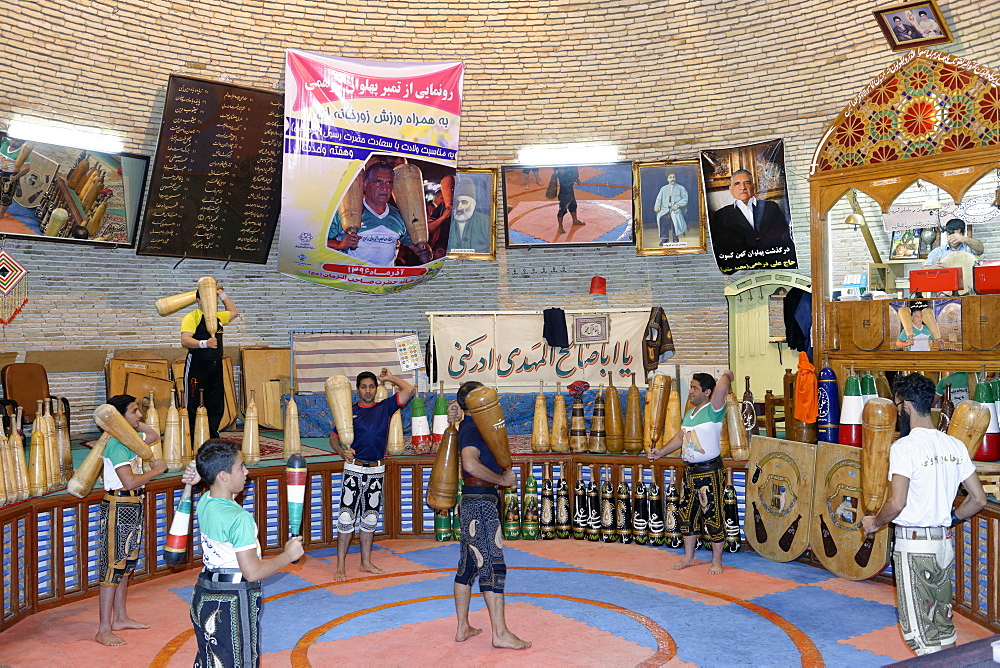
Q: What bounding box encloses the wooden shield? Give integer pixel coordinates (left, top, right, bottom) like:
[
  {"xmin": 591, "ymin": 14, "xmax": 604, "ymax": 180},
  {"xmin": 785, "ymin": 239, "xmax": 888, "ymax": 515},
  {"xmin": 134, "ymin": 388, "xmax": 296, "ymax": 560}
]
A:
[
  {"xmin": 107, "ymin": 358, "xmax": 170, "ymax": 397},
  {"xmin": 744, "ymin": 435, "xmax": 815, "ymax": 562},
  {"xmin": 14, "ymin": 151, "xmax": 59, "ymax": 209},
  {"xmin": 811, "ymin": 441, "xmax": 890, "ymax": 580}
]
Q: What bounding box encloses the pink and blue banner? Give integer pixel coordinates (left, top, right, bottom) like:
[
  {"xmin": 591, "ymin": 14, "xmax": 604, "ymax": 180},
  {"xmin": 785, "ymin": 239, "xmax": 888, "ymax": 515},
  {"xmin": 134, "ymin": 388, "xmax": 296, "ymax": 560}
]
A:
[{"xmin": 279, "ymin": 50, "xmax": 464, "ymax": 293}]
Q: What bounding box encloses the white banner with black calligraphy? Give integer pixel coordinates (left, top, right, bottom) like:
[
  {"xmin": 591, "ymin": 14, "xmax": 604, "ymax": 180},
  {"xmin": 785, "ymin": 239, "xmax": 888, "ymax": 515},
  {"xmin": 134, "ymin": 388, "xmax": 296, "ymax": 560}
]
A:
[{"xmin": 430, "ymin": 311, "xmax": 647, "ymax": 389}]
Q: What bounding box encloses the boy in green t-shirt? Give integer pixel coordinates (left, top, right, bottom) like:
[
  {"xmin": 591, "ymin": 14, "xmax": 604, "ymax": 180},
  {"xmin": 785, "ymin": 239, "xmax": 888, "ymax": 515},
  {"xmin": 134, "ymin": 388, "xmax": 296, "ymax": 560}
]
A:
[
  {"xmin": 96, "ymin": 394, "xmax": 166, "ymax": 646},
  {"xmin": 190, "ymin": 439, "xmax": 303, "ymax": 667}
]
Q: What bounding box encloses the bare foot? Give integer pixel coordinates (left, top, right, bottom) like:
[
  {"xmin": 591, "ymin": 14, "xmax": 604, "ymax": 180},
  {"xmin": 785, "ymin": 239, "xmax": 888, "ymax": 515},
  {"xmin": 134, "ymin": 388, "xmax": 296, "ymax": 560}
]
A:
[
  {"xmin": 95, "ymin": 630, "xmax": 126, "ymax": 646},
  {"xmin": 456, "ymin": 624, "xmax": 482, "ymax": 642},
  {"xmin": 493, "ymin": 631, "xmax": 531, "ymax": 650},
  {"xmin": 112, "ymin": 618, "xmax": 149, "ymax": 630},
  {"xmin": 334, "ymin": 569, "xmax": 347, "ymax": 582},
  {"xmin": 672, "ymin": 557, "xmax": 699, "ymax": 571},
  {"xmin": 708, "ymin": 561, "xmax": 724, "ymax": 575},
  {"xmin": 360, "ymin": 563, "xmax": 384, "ymax": 575},
  {"xmin": 572, "ymin": 221, "xmax": 586, "ymax": 226},
  {"xmin": 557, "ymin": 226, "xmax": 566, "ymax": 234}
]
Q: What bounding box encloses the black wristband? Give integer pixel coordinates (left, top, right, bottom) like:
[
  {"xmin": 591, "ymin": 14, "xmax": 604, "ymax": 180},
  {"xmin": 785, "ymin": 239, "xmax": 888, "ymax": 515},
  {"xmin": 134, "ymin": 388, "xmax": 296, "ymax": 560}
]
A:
[{"xmin": 950, "ymin": 513, "xmax": 962, "ymax": 527}]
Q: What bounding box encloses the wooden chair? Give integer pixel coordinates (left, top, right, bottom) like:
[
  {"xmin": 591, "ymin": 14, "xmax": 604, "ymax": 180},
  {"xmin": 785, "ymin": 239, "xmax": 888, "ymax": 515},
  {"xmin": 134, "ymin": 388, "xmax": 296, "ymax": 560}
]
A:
[
  {"xmin": 760, "ymin": 390, "xmax": 786, "ymax": 438},
  {"xmin": 1, "ymin": 363, "xmax": 51, "ymax": 424}
]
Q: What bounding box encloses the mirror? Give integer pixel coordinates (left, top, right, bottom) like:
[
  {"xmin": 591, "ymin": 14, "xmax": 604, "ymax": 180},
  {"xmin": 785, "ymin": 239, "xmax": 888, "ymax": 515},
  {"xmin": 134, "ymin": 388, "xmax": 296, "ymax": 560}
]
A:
[{"xmin": 0, "ymin": 133, "xmax": 148, "ymax": 246}]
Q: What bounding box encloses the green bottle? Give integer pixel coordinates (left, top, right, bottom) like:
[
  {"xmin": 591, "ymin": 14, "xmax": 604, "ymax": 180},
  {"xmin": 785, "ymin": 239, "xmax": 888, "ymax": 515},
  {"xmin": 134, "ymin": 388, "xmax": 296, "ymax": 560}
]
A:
[
  {"xmin": 503, "ymin": 486, "xmax": 522, "ymax": 540},
  {"xmin": 434, "ymin": 509, "xmax": 452, "ymax": 541},
  {"xmin": 860, "ymin": 371, "xmax": 877, "ymax": 403},
  {"xmin": 431, "ymin": 389, "xmax": 449, "ymax": 451},
  {"xmin": 521, "ymin": 474, "xmax": 539, "ymax": 539},
  {"xmin": 410, "ymin": 393, "xmax": 430, "ymax": 454}
]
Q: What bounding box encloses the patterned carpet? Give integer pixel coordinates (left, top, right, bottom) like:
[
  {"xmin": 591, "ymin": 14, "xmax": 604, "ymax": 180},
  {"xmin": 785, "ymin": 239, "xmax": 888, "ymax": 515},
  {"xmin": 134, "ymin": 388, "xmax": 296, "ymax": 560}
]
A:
[
  {"xmin": 1, "ymin": 540, "xmax": 994, "ymax": 667},
  {"xmin": 219, "ymin": 431, "xmax": 327, "ymax": 461}
]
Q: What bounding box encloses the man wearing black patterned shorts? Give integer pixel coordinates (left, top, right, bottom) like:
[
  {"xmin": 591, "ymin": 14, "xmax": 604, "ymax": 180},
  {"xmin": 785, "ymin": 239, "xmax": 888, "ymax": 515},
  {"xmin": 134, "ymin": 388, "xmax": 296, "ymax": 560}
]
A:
[
  {"xmin": 452, "ymin": 380, "xmax": 530, "ymax": 650},
  {"xmin": 328, "ymin": 369, "xmax": 413, "ymax": 581}
]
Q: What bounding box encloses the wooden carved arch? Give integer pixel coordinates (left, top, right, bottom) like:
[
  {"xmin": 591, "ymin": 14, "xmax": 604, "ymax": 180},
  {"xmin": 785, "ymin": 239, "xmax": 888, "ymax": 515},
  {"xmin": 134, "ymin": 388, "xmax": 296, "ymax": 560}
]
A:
[{"xmin": 810, "ymin": 48, "xmax": 1000, "ymax": 299}]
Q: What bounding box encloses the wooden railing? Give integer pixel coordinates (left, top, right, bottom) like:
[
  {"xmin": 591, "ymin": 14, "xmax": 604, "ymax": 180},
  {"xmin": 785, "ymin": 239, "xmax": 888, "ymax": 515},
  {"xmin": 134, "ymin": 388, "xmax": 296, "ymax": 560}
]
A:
[{"xmin": 2, "ymin": 454, "xmax": 997, "ymax": 634}]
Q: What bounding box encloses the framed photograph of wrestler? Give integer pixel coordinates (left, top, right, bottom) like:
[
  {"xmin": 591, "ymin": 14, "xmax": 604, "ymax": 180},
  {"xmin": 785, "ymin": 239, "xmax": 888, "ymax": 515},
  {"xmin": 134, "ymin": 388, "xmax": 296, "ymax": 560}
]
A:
[
  {"xmin": 0, "ymin": 132, "xmax": 149, "ymax": 247},
  {"xmin": 324, "ymin": 154, "xmax": 457, "ymax": 267},
  {"xmin": 447, "ymin": 168, "xmax": 497, "ymax": 261},
  {"xmin": 874, "ymin": 0, "xmax": 953, "ymax": 51},
  {"xmin": 633, "ymin": 159, "xmax": 707, "ymax": 257},
  {"xmin": 888, "ymin": 298, "xmax": 962, "ymax": 351},
  {"xmin": 500, "ymin": 162, "xmax": 634, "ymax": 248}
]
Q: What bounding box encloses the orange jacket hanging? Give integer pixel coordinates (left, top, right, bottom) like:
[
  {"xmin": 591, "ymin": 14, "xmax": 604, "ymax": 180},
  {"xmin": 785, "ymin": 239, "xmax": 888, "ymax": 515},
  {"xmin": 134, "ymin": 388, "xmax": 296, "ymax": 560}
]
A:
[{"xmin": 794, "ymin": 351, "xmax": 818, "ymax": 423}]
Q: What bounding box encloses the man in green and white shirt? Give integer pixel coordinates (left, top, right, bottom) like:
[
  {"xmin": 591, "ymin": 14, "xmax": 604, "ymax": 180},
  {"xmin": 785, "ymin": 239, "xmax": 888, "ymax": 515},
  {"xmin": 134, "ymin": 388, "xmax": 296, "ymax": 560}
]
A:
[
  {"xmin": 649, "ymin": 370, "xmax": 734, "ymax": 575},
  {"xmin": 96, "ymin": 394, "xmax": 165, "ymax": 647}
]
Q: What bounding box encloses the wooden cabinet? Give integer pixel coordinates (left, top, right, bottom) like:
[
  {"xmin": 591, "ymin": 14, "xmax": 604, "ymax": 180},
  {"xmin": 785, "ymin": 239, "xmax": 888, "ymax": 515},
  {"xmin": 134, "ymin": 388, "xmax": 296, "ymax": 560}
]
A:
[
  {"xmin": 963, "ymin": 295, "xmax": 1000, "ymax": 351},
  {"xmin": 826, "ymin": 301, "xmax": 840, "ymax": 351},
  {"xmin": 821, "ymin": 296, "xmax": 1000, "ymax": 387},
  {"xmin": 826, "ymin": 300, "xmax": 886, "ymax": 353},
  {"xmin": 847, "ymin": 300, "xmax": 886, "ymax": 351}
]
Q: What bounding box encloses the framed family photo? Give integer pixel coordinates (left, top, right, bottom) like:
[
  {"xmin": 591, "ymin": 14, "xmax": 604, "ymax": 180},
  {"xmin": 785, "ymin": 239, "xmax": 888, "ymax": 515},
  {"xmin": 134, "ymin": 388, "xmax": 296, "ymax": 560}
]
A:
[
  {"xmin": 446, "ymin": 168, "xmax": 498, "ymax": 261},
  {"xmin": 633, "ymin": 159, "xmax": 707, "ymax": 256},
  {"xmin": 501, "ymin": 162, "xmax": 634, "ymax": 248},
  {"xmin": 874, "ymin": 0, "xmax": 953, "ymax": 51}
]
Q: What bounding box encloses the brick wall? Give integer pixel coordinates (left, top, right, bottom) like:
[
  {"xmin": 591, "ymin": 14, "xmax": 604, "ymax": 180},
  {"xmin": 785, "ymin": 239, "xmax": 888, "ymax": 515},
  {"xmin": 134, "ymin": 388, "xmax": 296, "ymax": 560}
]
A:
[{"xmin": 2, "ymin": 0, "xmax": 998, "ymax": 433}]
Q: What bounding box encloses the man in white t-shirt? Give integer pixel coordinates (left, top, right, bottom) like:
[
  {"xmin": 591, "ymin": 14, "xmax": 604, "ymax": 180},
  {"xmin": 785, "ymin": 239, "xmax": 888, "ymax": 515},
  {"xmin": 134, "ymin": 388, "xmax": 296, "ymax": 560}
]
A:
[
  {"xmin": 862, "ymin": 373, "xmax": 986, "ymax": 656},
  {"xmin": 649, "ymin": 369, "xmax": 734, "ymax": 574}
]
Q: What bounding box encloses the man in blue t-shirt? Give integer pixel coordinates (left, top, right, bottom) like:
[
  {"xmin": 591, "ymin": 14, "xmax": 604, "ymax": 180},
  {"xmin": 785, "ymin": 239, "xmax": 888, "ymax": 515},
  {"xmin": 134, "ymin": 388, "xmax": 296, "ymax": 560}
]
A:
[
  {"xmin": 452, "ymin": 381, "xmax": 531, "ymax": 650},
  {"xmin": 328, "ymin": 369, "xmax": 414, "ymax": 581},
  {"xmin": 923, "ymin": 218, "xmax": 983, "ymax": 267}
]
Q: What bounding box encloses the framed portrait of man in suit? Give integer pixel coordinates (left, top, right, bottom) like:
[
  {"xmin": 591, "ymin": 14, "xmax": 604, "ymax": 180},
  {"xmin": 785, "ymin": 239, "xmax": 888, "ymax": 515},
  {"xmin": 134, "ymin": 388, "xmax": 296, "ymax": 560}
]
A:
[
  {"xmin": 446, "ymin": 168, "xmax": 498, "ymax": 261},
  {"xmin": 700, "ymin": 139, "xmax": 799, "ymax": 275},
  {"xmin": 874, "ymin": 0, "xmax": 953, "ymax": 51},
  {"xmin": 633, "ymin": 159, "xmax": 707, "ymax": 257}
]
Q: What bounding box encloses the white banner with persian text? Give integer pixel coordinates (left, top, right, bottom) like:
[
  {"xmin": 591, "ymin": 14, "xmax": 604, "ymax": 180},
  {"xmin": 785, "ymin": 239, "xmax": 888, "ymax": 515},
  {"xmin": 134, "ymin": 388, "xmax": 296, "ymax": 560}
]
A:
[{"xmin": 429, "ymin": 311, "xmax": 647, "ymax": 388}]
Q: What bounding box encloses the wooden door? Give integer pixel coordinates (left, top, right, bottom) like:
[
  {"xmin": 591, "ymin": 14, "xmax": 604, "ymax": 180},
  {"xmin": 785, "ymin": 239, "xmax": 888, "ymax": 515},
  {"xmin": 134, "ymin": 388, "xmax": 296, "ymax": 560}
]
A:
[
  {"xmin": 844, "ymin": 301, "xmax": 885, "ymax": 351},
  {"xmin": 964, "ymin": 295, "xmax": 1000, "ymax": 351}
]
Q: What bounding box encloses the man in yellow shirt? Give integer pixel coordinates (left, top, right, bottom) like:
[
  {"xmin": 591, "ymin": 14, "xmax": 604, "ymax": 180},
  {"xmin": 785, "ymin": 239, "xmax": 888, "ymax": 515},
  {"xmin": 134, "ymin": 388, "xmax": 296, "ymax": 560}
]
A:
[{"xmin": 180, "ymin": 286, "xmax": 238, "ymax": 438}]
